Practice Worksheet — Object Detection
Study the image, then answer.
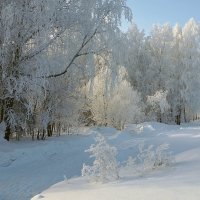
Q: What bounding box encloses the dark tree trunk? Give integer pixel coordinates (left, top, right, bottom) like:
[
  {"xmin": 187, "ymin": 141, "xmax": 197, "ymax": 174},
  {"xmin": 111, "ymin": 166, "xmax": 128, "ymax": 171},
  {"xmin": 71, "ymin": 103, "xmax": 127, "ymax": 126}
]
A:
[
  {"xmin": 183, "ymin": 107, "xmax": 187, "ymax": 123},
  {"xmin": 157, "ymin": 111, "xmax": 162, "ymax": 123},
  {"xmin": 37, "ymin": 130, "xmax": 40, "ymax": 140},
  {"xmin": 175, "ymin": 114, "xmax": 181, "ymax": 125},
  {"xmin": 47, "ymin": 122, "xmax": 53, "ymax": 137},
  {"xmin": 0, "ymin": 100, "xmax": 5, "ymax": 123},
  {"xmin": 4, "ymin": 98, "xmax": 14, "ymax": 141},
  {"xmin": 41, "ymin": 129, "xmax": 46, "ymax": 140},
  {"xmin": 57, "ymin": 122, "xmax": 61, "ymax": 136},
  {"xmin": 4, "ymin": 125, "xmax": 11, "ymax": 141},
  {"xmin": 31, "ymin": 128, "xmax": 35, "ymax": 141}
]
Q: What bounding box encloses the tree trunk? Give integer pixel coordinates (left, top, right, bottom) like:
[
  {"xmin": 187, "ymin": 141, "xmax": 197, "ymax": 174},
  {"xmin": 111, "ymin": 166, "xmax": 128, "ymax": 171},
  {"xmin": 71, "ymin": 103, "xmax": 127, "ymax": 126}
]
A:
[
  {"xmin": 4, "ymin": 98, "xmax": 14, "ymax": 141},
  {"xmin": 157, "ymin": 110, "xmax": 162, "ymax": 123},
  {"xmin": 37, "ymin": 130, "xmax": 40, "ymax": 140},
  {"xmin": 4, "ymin": 125, "xmax": 11, "ymax": 141},
  {"xmin": 0, "ymin": 100, "xmax": 5, "ymax": 123},
  {"xmin": 41, "ymin": 129, "xmax": 46, "ymax": 140},
  {"xmin": 57, "ymin": 122, "xmax": 61, "ymax": 136},
  {"xmin": 47, "ymin": 122, "xmax": 53, "ymax": 137},
  {"xmin": 183, "ymin": 107, "xmax": 187, "ymax": 123},
  {"xmin": 175, "ymin": 114, "xmax": 181, "ymax": 125}
]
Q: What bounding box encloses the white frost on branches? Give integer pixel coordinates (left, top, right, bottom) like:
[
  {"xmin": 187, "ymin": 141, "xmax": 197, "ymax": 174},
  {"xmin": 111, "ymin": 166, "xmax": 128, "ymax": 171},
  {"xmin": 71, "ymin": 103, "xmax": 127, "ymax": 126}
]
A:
[
  {"xmin": 122, "ymin": 142, "xmax": 173, "ymax": 176},
  {"xmin": 82, "ymin": 134, "xmax": 119, "ymax": 182},
  {"xmin": 147, "ymin": 90, "xmax": 170, "ymax": 114}
]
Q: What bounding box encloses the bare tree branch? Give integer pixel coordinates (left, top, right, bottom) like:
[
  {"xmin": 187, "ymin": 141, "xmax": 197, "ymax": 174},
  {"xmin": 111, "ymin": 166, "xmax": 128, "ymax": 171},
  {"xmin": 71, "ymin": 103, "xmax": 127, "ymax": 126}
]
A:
[{"xmin": 45, "ymin": 28, "xmax": 98, "ymax": 78}]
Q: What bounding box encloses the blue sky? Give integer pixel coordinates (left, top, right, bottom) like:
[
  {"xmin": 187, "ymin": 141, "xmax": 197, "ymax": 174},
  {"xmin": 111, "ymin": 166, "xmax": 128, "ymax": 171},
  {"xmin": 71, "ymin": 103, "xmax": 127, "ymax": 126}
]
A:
[{"xmin": 123, "ymin": 0, "xmax": 200, "ymax": 34}]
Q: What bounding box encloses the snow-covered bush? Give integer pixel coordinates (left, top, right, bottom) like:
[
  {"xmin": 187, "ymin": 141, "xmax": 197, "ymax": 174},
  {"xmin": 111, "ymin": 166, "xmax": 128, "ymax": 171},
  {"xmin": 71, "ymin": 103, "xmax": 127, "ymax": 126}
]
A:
[
  {"xmin": 120, "ymin": 156, "xmax": 139, "ymax": 177},
  {"xmin": 138, "ymin": 143, "xmax": 172, "ymax": 172},
  {"xmin": 122, "ymin": 143, "xmax": 173, "ymax": 176},
  {"xmin": 82, "ymin": 134, "xmax": 119, "ymax": 182}
]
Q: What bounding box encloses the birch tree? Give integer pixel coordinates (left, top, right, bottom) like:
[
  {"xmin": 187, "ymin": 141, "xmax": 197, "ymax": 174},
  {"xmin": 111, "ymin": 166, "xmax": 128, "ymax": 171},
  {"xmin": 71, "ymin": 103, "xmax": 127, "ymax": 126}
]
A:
[{"xmin": 0, "ymin": 0, "xmax": 132, "ymax": 140}]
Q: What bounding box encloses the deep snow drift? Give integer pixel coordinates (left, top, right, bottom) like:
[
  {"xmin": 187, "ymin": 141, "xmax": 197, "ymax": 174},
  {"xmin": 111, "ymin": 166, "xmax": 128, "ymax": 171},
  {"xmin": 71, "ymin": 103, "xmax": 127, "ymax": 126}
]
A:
[{"xmin": 0, "ymin": 122, "xmax": 200, "ymax": 200}]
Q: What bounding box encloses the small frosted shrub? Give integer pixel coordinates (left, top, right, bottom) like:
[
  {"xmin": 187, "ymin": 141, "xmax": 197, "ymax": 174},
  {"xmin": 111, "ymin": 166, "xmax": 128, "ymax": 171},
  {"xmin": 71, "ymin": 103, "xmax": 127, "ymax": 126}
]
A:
[
  {"xmin": 123, "ymin": 143, "xmax": 173, "ymax": 176},
  {"xmin": 82, "ymin": 134, "xmax": 119, "ymax": 182}
]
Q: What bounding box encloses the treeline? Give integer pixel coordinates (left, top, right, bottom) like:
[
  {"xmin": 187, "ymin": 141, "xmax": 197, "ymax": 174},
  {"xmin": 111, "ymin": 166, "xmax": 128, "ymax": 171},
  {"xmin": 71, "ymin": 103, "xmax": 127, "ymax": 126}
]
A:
[
  {"xmin": 124, "ymin": 19, "xmax": 200, "ymax": 125},
  {"xmin": 81, "ymin": 19, "xmax": 200, "ymax": 129},
  {"xmin": 1, "ymin": 0, "xmax": 200, "ymax": 141}
]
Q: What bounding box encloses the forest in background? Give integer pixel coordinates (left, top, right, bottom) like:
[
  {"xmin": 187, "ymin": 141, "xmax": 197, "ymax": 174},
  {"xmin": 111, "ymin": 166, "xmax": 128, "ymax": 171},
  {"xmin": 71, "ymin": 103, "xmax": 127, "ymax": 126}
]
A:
[{"xmin": 1, "ymin": 0, "xmax": 200, "ymax": 141}]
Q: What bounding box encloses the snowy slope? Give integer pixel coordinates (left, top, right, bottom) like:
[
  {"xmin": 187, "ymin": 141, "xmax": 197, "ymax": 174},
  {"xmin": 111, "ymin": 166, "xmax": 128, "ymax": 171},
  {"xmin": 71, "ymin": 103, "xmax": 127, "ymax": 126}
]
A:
[
  {"xmin": 1, "ymin": 122, "xmax": 200, "ymax": 200},
  {"xmin": 0, "ymin": 133, "xmax": 94, "ymax": 200}
]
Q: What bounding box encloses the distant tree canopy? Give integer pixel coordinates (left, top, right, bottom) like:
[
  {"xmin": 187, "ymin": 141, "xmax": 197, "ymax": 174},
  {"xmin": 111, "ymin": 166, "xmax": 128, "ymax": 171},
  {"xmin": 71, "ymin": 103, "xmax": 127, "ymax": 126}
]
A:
[{"xmin": 124, "ymin": 19, "xmax": 200, "ymax": 124}]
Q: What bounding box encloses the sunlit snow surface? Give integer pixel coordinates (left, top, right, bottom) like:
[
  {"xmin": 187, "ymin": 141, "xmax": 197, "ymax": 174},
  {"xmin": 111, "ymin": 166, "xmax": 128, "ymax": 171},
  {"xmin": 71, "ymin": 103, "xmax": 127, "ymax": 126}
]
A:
[{"xmin": 1, "ymin": 122, "xmax": 200, "ymax": 200}]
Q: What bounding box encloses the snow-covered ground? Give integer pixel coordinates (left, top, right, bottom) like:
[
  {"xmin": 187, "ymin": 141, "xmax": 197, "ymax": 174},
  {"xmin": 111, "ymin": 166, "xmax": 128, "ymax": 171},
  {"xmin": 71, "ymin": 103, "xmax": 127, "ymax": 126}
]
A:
[{"xmin": 1, "ymin": 122, "xmax": 200, "ymax": 200}]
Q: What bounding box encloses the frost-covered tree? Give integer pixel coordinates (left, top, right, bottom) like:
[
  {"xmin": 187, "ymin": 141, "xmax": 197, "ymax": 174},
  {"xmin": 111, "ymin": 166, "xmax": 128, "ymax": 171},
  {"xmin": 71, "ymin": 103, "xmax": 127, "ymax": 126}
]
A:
[
  {"xmin": 125, "ymin": 24, "xmax": 151, "ymax": 100},
  {"xmin": 180, "ymin": 19, "xmax": 200, "ymax": 120},
  {"xmin": 165, "ymin": 19, "xmax": 200, "ymax": 123},
  {"xmin": 85, "ymin": 58, "xmax": 143, "ymax": 129},
  {"xmin": 0, "ymin": 0, "xmax": 132, "ymax": 140},
  {"xmin": 107, "ymin": 80, "xmax": 144, "ymax": 129},
  {"xmin": 147, "ymin": 90, "xmax": 170, "ymax": 122},
  {"xmin": 148, "ymin": 24, "xmax": 173, "ymax": 90}
]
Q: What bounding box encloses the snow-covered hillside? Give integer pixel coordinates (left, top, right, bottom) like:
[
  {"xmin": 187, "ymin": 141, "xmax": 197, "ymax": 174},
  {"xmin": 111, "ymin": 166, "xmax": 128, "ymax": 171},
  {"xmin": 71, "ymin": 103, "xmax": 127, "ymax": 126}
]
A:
[{"xmin": 1, "ymin": 122, "xmax": 200, "ymax": 200}]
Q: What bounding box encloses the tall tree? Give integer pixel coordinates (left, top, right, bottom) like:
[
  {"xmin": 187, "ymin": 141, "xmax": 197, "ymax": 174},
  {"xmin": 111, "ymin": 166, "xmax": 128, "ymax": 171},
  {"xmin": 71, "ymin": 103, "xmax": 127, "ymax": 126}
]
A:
[{"xmin": 0, "ymin": 0, "xmax": 132, "ymax": 140}]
